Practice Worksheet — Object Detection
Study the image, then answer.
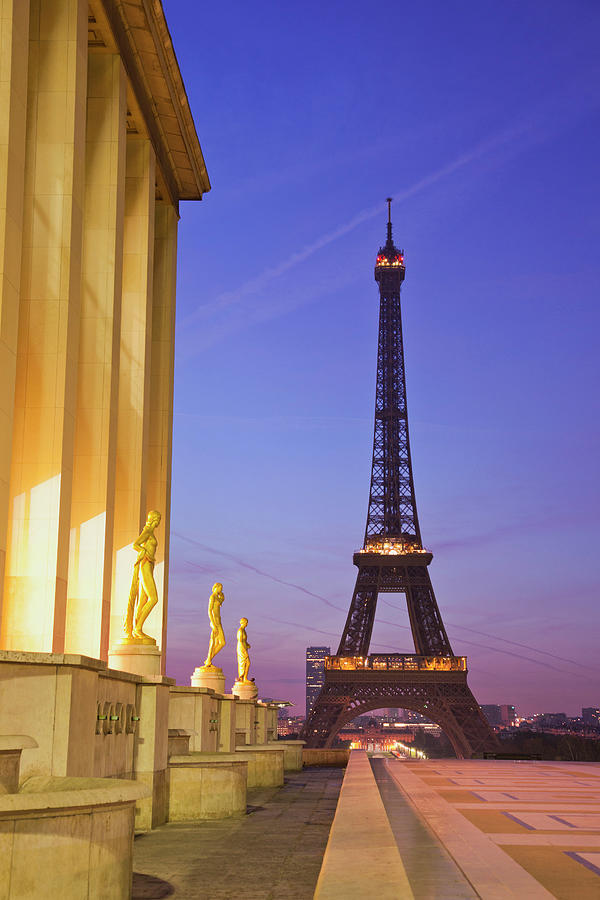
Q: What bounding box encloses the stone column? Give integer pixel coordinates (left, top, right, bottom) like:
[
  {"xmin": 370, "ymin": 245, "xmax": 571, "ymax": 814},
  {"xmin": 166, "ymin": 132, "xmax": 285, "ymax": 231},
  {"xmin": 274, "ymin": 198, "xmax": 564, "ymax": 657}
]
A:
[
  {"xmin": 64, "ymin": 53, "xmax": 127, "ymax": 660},
  {"xmin": 1, "ymin": 0, "xmax": 87, "ymax": 652},
  {"xmin": 109, "ymin": 137, "xmax": 155, "ymax": 651},
  {"xmin": 0, "ymin": 0, "xmax": 30, "ymax": 612},
  {"xmin": 266, "ymin": 703, "xmax": 278, "ymax": 741},
  {"xmin": 134, "ymin": 680, "xmax": 169, "ymax": 831},
  {"xmin": 255, "ymin": 703, "xmax": 268, "ymax": 744},
  {"xmin": 235, "ymin": 699, "xmax": 258, "ymax": 746},
  {"xmin": 146, "ymin": 202, "xmax": 177, "ymax": 663},
  {"xmin": 217, "ymin": 696, "xmax": 238, "ymax": 752}
]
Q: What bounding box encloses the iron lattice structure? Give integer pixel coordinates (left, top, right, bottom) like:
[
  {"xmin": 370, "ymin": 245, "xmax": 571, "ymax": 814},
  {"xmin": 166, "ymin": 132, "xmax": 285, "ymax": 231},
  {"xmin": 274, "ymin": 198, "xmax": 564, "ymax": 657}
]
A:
[{"xmin": 302, "ymin": 202, "xmax": 496, "ymax": 758}]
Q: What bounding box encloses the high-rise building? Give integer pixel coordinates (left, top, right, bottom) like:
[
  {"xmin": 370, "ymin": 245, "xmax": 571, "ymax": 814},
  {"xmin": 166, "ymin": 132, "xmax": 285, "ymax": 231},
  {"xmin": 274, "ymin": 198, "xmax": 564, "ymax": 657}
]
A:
[
  {"xmin": 538, "ymin": 712, "xmax": 568, "ymax": 729},
  {"xmin": 500, "ymin": 704, "xmax": 516, "ymax": 726},
  {"xmin": 481, "ymin": 705, "xmax": 503, "ymax": 726},
  {"xmin": 306, "ymin": 646, "xmax": 330, "ymax": 717},
  {"xmin": 481, "ymin": 704, "xmax": 516, "ymax": 726},
  {"xmin": 582, "ymin": 708, "xmax": 600, "ymax": 728}
]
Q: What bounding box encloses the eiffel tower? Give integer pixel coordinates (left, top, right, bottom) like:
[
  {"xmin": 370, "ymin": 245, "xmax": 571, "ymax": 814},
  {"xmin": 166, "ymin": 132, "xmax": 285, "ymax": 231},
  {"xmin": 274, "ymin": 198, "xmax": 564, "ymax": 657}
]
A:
[{"xmin": 302, "ymin": 201, "xmax": 496, "ymax": 758}]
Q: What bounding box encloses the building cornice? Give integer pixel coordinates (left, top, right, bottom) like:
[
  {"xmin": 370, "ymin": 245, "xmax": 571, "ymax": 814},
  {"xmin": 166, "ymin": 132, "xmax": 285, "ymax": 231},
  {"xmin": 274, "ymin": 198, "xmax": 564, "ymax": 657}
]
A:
[{"xmin": 94, "ymin": 0, "xmax": 211, "ymax": 205}]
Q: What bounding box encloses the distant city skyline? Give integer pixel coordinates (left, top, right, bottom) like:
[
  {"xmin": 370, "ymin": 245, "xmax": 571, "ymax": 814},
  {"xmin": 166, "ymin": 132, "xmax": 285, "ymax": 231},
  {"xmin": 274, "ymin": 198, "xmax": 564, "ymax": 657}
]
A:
[{"xmin": 163, "ymin": 0, "xmax": 600, "ymax": 718}]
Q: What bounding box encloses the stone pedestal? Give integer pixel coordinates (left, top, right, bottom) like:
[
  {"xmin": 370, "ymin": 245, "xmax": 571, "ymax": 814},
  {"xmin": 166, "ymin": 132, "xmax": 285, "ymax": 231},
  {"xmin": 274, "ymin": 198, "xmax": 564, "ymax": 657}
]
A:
[
  {"xmin": 168, "ymin": 729, "xmax": 191, "ymax": 758},
  {"xmin": 216, "ymin": 696, "xmax": 237, "ymax": 752},
  {"xmin": 235, "ymin": 745, "xmax": 285, "ymax": 787},
  {"xmin": 168, "ymin": 753, "xmax": 248, "ymax": 821},
  {"xmin": 135, "ymin": 680, "xmax": 172, "ymax": 832},
  {"xmin": 269, "ymin": 740, "xmax": 305, "ymax": 772},
  {"xmin": 0, "ymin": 775, "xmax": 148, "ymax": 900},
  {"xmin": 232, "ymin": 680, "xmax": 258, "ymax": 700},
  {"xmin": 108, "ymin": 643, "xmax": 161, "ymax": 677},
  {"xmin": 190, "ymin": 665, "xmax": 225, "ymax": 693},
  {"xmin": 235, "ymin": 699, "xmax": 257, "ymax": 746},
  {"xmin": 169, "ymin": 687, "xmax": 220, "ymax": 753},
  {"xmin": 255, "ymin": 702, "xmax": 268, "ymax": 743}
]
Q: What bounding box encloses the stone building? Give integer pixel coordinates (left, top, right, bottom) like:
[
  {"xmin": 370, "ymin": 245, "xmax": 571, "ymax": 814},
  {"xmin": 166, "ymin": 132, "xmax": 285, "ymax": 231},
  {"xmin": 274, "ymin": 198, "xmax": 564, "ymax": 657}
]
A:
[
  {"xmin": 0, "ymin": 11, "xmax": 292, "ymax": 898},
  {"xmin": 0, "ymin": 0, "xmax": 209, "ymax": 668}
]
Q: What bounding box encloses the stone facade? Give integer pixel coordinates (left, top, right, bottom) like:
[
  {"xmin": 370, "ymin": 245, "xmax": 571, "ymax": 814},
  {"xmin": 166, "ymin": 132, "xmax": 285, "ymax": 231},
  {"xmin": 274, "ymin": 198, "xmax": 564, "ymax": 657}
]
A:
[
  {"xmin": 0, "ymin": 0, "xmax": 209, "ymax": 671},
  {"xmin": 0, "ymin": 5, "xmax": 302, "ymax": 897}
]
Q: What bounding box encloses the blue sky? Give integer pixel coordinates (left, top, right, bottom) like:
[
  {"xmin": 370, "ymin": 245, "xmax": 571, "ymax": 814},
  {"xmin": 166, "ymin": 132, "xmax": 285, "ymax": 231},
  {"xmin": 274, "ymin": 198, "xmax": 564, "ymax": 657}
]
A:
[{"xmin": 163, "ymin": 0, "xmax": 600, "ymax": 716}]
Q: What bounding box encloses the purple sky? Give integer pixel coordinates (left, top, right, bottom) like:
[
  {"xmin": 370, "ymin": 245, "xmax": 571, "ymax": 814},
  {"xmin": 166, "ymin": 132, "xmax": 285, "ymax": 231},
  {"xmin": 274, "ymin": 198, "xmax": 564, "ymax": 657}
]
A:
[{"xmin": 163, "ymin": 1, "xmax": 600, "ymax": 718}]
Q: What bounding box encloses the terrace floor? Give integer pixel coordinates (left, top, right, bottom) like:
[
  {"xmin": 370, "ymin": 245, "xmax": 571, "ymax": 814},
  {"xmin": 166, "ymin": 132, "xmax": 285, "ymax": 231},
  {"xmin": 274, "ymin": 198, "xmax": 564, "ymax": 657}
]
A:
[
  {"xmin": 132, "ymin": 757, "xmax": 600, "ymax": 899},
  {"xmin": 384, "ymin": 757, "xmax": 600, "ymax": 898},
  {"xmin": 132, "ymin": 766, "xmax": 344, "ymax": 900}
]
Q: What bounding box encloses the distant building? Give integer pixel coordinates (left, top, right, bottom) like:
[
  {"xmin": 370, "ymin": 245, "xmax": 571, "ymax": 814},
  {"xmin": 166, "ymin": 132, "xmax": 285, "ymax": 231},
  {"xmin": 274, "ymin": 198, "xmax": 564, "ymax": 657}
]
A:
[
  {"xmin": 481, "ymin": 704, "xmax": 516, "ymax": 727},
  {"xmin": 278, "ymin": 715, "xmax": 305, "ymax": 737},
  {"xmin": 481, "ymin": 705, "xmax": 502, "ymax": 726},
  {"xmin": 537, "ymin": 712, "xmax": 568, "ymax": 729},
  {"xmin": 306, "ymin": 646, "xmax": 330, "ymax": 717},
  {"xmin": 582, "ymin": 708, "xmax": 600, "ymax": 728},
  {"xmin": 500, "ymin": 705, "xmax": 516, "ymax": 726}
]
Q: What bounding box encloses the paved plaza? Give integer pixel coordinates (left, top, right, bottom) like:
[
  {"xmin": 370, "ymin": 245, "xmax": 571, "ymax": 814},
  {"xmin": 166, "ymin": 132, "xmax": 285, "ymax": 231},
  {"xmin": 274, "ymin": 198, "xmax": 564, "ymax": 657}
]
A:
[
  {"xmin": 133, "ymin": 757, "xmax": 600, "ymax": 899},
  {"xmin": 386, "ymin": 758, "xmax": 600, "ymax": 898},
  {"xmin": 132, "ymin": 767, "xmax": 344, "ymax": 899}
]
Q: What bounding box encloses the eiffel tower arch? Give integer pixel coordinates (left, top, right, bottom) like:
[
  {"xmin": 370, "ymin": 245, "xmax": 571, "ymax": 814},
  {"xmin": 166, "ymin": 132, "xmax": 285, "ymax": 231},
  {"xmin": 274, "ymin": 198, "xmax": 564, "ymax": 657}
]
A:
[{"xmin": 302, "ymin": 201, "xmax": 497, "ymax": 758}]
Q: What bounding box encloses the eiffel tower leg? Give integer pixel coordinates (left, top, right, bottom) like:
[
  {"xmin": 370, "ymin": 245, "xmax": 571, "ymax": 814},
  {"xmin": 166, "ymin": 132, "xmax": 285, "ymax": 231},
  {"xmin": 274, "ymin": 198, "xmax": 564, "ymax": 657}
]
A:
[
  {"xmin": 420, "ymin": 682, "xmax": 498, "ymax": 758},
  {"xmin": 337, "ymin": 567, "xmax": 379, "ymax": 656},
  {"xmin": 302, "ymin": 684, "xmax": 354, "ymax": 750},
  {"xmin": 302, "ymin": 674, "xmax": 497, "ymax": 758},
  {"xmin": 405, "ymin": 569, "xmax": 452, "ymax": 655}
]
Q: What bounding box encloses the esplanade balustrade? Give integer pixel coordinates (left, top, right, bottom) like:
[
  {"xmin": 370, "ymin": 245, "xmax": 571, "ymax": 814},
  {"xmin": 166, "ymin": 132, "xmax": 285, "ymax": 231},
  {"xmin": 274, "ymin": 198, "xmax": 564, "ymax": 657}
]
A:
[{"xmin": 325, "ymin": 654, "xmax": 467, "ymax": 672}]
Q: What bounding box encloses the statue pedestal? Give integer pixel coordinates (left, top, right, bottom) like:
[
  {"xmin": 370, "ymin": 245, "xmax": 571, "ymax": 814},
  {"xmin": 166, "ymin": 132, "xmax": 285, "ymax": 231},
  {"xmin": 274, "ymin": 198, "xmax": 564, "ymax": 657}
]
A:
[
  {"xmin": 232, "ymin": 680, "xmax": 258, "ymax": 700},
  {"xmin": 108, "ymin": 643, "xmax": 161, "ymax": 677},
  {"xmin": 190, "ymin": 666, "xmax": 225, "ymax": 693}
]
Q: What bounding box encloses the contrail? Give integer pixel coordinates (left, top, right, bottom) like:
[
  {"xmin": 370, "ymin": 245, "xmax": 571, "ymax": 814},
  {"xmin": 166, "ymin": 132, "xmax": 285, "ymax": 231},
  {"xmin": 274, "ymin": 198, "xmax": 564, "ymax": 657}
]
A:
[
  {"xmin": 448, "ymin": 621, "xmax": 598, "ymax": 671},
  {"xmin": 173, "ymin": 532, "xmax": 597, "ymax": 679},
  {"xmin": 179, "ymin": 104, "xmax": 559, "ymax": 330},
  {"xmin": 177, "ymin": 75, "xmax": 600, "ymax": 360},
  {"xmin": 173, "ymin": 531, "xmax": 347, "ymax": 613},
  {"xmin": 371, "ymin": 612, "xmax": 597, "ymax": 681},
  {"xmin": 255, "ymin": 611, "xmax": 594, "ymax": 678},
  {"xmin": 377, "ymin": 596, "xmax": 599, "ymax": 672},
  {"xmin": 258, "ymin": 613, "xmax": 407, "ymax": 654}
]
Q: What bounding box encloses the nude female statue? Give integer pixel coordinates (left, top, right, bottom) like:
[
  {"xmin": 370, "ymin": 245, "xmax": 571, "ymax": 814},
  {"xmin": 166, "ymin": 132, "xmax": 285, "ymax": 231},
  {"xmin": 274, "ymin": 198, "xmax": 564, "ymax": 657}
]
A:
[
  {"xmin": 204, "ymin": 582, "xmax": 226, "ymax": 667},
  {"xmin": 236, "ymin": 617, "xmax": 253, "ymax": 684},
  {"xmin": 124, "ymin": 510, "xmax": 161, "ymax": 643}
]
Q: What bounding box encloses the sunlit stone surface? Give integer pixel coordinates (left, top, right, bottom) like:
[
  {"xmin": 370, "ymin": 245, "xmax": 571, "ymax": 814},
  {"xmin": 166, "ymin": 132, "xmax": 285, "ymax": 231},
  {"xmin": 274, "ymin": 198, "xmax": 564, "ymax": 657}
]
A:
[{"xmin": 0, "ymin": 1, "xmax": 214, "ymax": 897}]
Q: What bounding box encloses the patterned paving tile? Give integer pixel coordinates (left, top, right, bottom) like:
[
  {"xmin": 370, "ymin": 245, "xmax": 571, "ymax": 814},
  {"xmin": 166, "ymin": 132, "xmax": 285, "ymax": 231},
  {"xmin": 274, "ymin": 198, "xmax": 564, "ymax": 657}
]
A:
[
  {"xmin": 473, "ymin": 790, "xmax": 600, "ymax": 802},
  {"xmin": 388, "ymin": 759, "xmax": 600, "ymax": 898},
  {"xmin": 501, "ymin": 812, "xmax": 600, "ymax": 831},
  {"xmin": 566, "ymin": 851, "xmax": 600, "ymax": 877}
]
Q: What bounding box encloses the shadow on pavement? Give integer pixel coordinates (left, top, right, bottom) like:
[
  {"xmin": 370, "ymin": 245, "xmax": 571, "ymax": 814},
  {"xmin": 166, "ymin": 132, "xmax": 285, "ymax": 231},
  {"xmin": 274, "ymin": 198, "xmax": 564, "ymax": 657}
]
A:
[{"xmin": 132, "ymin": 872, "xmax": 175, "ymax": 899}]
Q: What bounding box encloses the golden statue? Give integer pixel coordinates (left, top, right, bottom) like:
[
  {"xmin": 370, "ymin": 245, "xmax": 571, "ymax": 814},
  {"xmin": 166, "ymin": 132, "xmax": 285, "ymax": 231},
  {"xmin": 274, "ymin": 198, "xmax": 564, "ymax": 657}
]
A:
[
  {"xmin": 204, "ymin": 582, "xmax": 226, "ymax": 668},
  {"xmin": 236, "ymin": 617, "xmax": 253, "ymax": 684},
  {"xmin": 123, "ymin": 510, "xmax": 161, "ymax": 644}
]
